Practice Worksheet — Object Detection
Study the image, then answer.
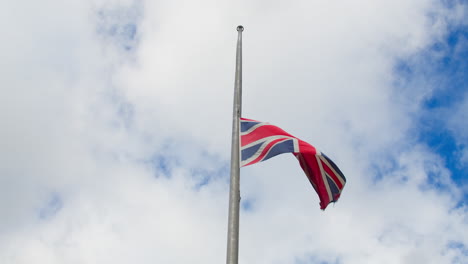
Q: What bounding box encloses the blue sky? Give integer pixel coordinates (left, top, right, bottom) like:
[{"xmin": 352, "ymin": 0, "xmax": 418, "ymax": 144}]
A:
[
  {"xmin": 0, "ymin": 0, "xmax": 467, "ymax": 263},
  {"xmin": 392, "ymin": 24, "xmax": 468, "ymax": 200}
]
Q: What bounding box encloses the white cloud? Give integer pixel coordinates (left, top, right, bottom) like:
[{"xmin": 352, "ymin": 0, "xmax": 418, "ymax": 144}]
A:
[{"xmin": 0, "ymin": 0, "xmax": 467, "ymax": 263}]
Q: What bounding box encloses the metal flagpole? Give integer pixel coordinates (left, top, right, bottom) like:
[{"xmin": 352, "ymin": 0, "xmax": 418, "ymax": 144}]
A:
[{"xmin": 226, "ymin": 25, "xmax": 243, "ymax": 264}]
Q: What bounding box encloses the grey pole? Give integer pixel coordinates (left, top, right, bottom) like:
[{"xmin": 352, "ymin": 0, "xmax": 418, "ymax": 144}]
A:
[{"xmin": 226, "ymin": 25, "xmax": 243, "ymax": 264}]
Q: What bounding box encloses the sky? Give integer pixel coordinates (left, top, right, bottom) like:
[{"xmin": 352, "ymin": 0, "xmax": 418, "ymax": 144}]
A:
[{"xmin": 0, "ymin": 0, "xmax": 467, "ymax": 263}]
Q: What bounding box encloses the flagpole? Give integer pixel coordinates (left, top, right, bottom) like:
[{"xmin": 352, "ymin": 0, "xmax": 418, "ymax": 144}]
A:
[{"xmin": 226, "ymin": 25, "xmax": 243, "ymax": 264}]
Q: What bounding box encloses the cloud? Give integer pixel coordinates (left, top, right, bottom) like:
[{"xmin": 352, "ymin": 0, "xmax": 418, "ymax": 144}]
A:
[{"xmin": 0, "ymin": 0, "xmax": 467, "ymax": 263}]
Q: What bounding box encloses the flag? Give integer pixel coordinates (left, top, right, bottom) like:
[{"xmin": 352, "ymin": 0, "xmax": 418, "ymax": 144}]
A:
[{"xmin": 240, "ymin": 117, "xmax": 346, "ymax": 209}]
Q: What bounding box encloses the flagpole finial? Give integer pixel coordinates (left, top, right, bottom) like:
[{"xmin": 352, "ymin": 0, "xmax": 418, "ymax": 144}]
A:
[{"xmin": 237, "ymin": 25, "xmax": 244, "ymax": 32}]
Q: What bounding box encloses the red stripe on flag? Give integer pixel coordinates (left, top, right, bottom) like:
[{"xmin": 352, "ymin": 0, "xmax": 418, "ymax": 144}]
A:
[
  {"xmin": 296, "ymin": 154, "xmax": 318, "ymax": 193},
  {"xmin": 241, "ymin": 125, "xmax": 295, "ymax": 146},
  {"xmin": 299, "ymin": 153, "xmax": 331, "ymax": 209},
  {"xmin": 296, "ymin": 139, "xmax": 317, "ymax": 155}
]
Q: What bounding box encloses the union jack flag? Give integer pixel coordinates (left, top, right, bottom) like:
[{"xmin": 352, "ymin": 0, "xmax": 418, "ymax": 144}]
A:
[{"xmin": 240, "ymin": 117, "xmax": 346, "ymax": 209}]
